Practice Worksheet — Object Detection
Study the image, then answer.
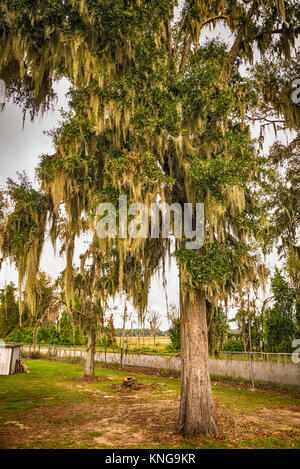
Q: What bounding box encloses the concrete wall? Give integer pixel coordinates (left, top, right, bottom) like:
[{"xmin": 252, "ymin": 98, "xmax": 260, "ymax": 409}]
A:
[
  {"xmin": 23, "ymin": 346, "xmax": 300, "ymax": 387},
  {"xmin": 209, "ymin": 358, "xmax": 299, "ymax": 387}
]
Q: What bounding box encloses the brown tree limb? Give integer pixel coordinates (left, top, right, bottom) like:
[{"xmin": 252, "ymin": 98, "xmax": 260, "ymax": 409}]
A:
[
  {"xmin": 179, "ymin": 36, "xmax": 192, "ymax": 72},
  {"xmin": 200, "ymin": 14, "xmax": 228, "ymax": 28},
  {"xmin": 165, "ymin": 18, "xmax": 173, "ymax": 57},
  {"xmin": 218, "ymin": 26, "xmax": 245, "ymax": 88},
  {"xmin": 178, "ymin": 15, "xmax": 228, "ymax": 72},
  {"xmin": 174, "ymin": 9, "xmax": 189, "ymax": 55}
]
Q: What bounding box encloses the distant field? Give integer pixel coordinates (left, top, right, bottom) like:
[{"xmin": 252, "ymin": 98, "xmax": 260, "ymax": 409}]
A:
[
  {"xmin": 116, "ymin": 336, "xmax": 170, "ymax": 350},
  {"xmin": 22, "ymin": 336, "xmax": 172, "ymax": 356}
]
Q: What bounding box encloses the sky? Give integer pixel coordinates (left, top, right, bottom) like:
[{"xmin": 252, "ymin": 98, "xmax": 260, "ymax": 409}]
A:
[{"xmin": 0, "ymin": 22, "xmax": 294, "ymax": 330}]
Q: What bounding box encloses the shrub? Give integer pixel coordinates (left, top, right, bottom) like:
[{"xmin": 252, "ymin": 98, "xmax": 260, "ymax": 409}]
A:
[{"xmin": 223, "ymin": 338, "xmax": 244, "ymax": 352}]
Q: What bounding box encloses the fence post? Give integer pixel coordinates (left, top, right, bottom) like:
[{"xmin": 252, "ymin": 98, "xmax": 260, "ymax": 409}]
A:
[{"xmin": 249, "ymin": 351, "xmax": 255, "ymax": 389}]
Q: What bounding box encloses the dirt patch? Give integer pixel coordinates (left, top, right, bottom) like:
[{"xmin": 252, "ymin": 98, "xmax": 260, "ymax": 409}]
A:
[
  {"xmin": 220, "ymin": 406, "xmax": 300, "ymax": 444},
  {"xmin": 110, "ymin": 382, "xmax": 167, "ymax": 392},
  {"xmin": 258, "ymin": 408, "xmax": 300, "ymax": 430},
  {"xmin": 70, "ymin": 376, "xmax": 112, "ymax": 383},
  {"xmin": 1, "ymin": 388, "xmax": 299, "ymax": 449},
  {"xmin": 92, "ymin": 422, "xmax": 145, "ymax": 447}
]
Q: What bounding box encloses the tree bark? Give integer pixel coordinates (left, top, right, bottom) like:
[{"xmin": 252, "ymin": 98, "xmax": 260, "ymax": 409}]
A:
[
  {"xmin": 176, "ymin": 289, "xmax": 220, "ymax": 438},
  {"xmin": 85, "ymin": 324, "xmax": 96, "ymax": 376},
  {"xmin": 33, "ymin": 324, "xmax": 38, "ymax": 352}
]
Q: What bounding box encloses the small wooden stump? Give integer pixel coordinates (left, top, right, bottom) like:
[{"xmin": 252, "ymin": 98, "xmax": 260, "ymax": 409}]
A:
[{"xmin": 122, "ymin": 377, "xmax": 137, "ymax": 387}]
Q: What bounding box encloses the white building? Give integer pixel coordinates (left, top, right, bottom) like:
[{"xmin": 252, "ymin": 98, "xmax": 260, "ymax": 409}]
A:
[{"xmin": 0, "ymin": 343, "xmax": 21, "ymax": 375}]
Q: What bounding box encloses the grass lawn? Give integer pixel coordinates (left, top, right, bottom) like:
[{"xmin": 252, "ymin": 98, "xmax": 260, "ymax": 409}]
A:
[{"xmin": 0, "ymin": 359, "xmax": 299, "ymax": 449}]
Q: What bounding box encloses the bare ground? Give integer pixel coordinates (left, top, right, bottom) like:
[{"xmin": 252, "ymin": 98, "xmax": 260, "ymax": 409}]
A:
[{"xmin": 1, "ymin": 382, "xmax": 299, "ymax": 449}]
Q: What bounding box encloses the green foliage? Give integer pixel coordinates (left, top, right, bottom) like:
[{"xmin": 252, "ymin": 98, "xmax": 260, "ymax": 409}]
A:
[
  {"xmin": 264, "ymin": 270, "xmax": 297, "ymax": 353},
  {"xmin": 59, "ymin": 311, "xmax": 75, "ymax": 345},
  {"xmin": 264, "ymin": 310, "xmax": 295, "ymax": 353},
  {"xmin": 104, "ymin": 149, "xmax": 174, "ymax": 189},
  {"xmin": 207, "ymin": 306, "xmax": 229, "ymax": 357},
  {"xmin": 3, "ymin": 307, "xmax": 88, "ymax": 346},
  {"xmin": 167, "ymin": 318, "xmax": 181, "ymax": 352},
  {"xmin": 37, "ymin": 325, "xmax": 61, "ymax": 345},
  {"xmin": 8, "ymin": 326, "xmax": 34, "ymax": 344},
  {"xmin": 223, "ymin": 337, "xmax": 244, "ymax": 352},
  {"xmin": 176, "ymin": 240, "xmax": 254, "ymax": 290},
  {"xmin": 74, "ymin": 324, "xmax": 85, "ymax": 346},
  {"xmin": 1, "ymin": 173, "xmax": 47, "ymax": 261}
]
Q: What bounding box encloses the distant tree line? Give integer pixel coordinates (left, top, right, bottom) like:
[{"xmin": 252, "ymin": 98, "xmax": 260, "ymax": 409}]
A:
[
  {"xmin": 114, "ymin": 328, "xmax": 168, "ymax": 337},
  {"xmin": 0, "ymin": 279, "xmax": 117, "ymax": 347},
  {"xmin": 1, "ymin": 270, "xmax": 299, "ymax": 355}
]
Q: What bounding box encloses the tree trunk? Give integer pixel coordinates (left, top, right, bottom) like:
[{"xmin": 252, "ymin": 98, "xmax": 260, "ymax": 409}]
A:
[
  {"xmin": 242, "ymin": 319, "xmax": 247, "ymax": 352},
  {"xmin": 122, "ymin": 303, "xmax": 127, "ymax": 348},
  {"xmin": 248, "ymin": 314, "xmax": 255, "ymax": 388},
  {"xmin": 176, "ymin": 289, "xmax": 220, "ymax": 438},
  {"xmin": 33, "ymin": 324, "xmax": 39, "ymax": 352},
  {"xmin": 85, "ymin": 324, "xmax": 96, "ymax": 376}
]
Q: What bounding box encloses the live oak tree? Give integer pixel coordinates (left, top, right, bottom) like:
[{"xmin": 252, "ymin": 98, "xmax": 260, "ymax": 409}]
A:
[{"xmin": 1, "ymin": 0, "xmax": 300, "ymax": 438}]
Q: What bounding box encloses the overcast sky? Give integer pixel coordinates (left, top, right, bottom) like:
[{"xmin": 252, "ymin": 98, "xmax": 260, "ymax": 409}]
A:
[{"xmin": 0, "ymin": 23, "xmax": 293, "ymax": 330}]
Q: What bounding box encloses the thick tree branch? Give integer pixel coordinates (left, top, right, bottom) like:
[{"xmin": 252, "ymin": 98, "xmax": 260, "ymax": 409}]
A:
[
  {"xmin": 246, "ymin": 114, "xmax": 285, "ymax": 124},
  {"xmin": 218, "ymin": 26, "xmax": 245, "ymax": 88},
  {"xmin": 179, "ymin": 35, "xmax": 192, "ymax": 72},
  {"xmin": 253, "ymin": 26, "xmax": 300, "ymax": 40},
  {"xmin": 165, "ymin": 18, "xmax": 173, "ymax": 57},
  {"xmin": 218, "ymin": 4, "xmax": 259, "ymax": 88},
  {"xmin": 201, "ymin": 14, "xmax": 228, "ymax": 28},
  {"xmin": 178, "ymin": 15, "xmax": 229, "ymax": 72},
  {"xmin": 174, "ymin": 9, "xmax": 189, "ymax": 55}
]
